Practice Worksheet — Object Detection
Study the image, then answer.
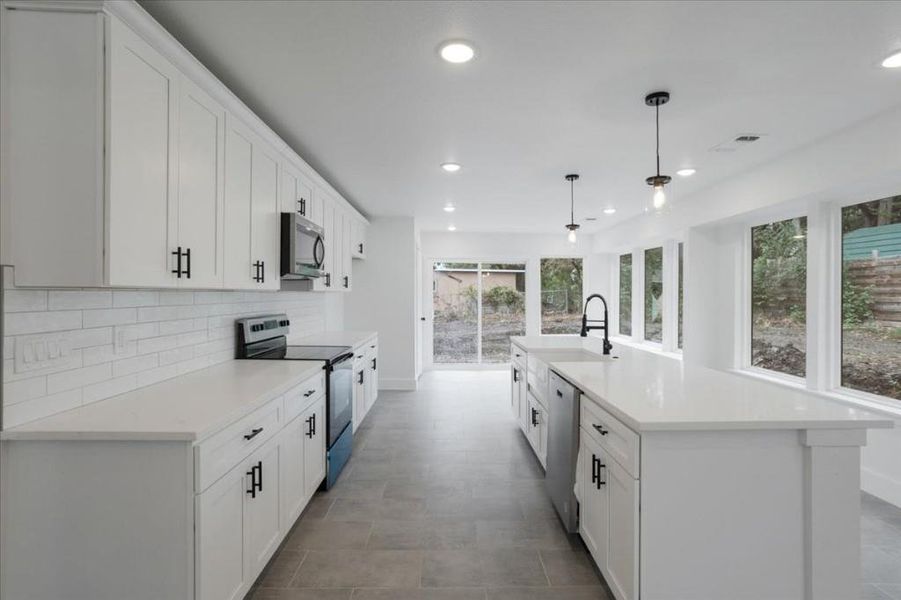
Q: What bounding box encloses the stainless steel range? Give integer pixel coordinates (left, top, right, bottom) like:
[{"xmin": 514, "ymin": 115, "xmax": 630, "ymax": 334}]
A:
[{"xmin": 236, "ymin": 314, "xmax": 353, "ymax": 488}]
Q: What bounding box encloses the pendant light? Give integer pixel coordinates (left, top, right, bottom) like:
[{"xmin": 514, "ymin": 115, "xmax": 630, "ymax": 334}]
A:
[
  {"xmin": 645, "ymin": 91, "xmax": 671, "ymax": 211},
  {"xmin": 564, "ymin": 174, "xmax": 580, "ymax": 244}
]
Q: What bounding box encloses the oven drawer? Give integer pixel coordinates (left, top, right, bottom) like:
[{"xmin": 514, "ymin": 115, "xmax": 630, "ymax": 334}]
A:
[
  {"xmin": 284, "ymin": 371, "xmax": 325, "ymax": 423},
  {"xmin": 195, "ymin": 397, "xmax": 282, "ymax": 492}
]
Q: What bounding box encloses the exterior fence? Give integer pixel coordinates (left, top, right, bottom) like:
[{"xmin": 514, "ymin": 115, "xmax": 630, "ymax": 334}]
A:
[{"xmin": 846, "ymin": 257, "xmax": 901, "ymax": 325}]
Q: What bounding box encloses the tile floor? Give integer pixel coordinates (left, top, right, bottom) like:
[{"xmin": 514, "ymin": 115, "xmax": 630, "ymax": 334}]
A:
[{"xmin": 248, "ymin": 370, "xmax": 901, "ymax": 600}]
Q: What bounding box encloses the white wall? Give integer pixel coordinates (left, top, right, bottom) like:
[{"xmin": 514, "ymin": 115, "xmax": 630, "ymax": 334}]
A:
[
  {"xmin": 0, "ymin": 266, "xmax": 337, "ymax": 429},
  {"xmin": 592, "ymin": 105, "xmax": 901, "ymax": 507},
  {"xmin": 344, "ymin": 217, "xmax": 418, "ymax": 390}
]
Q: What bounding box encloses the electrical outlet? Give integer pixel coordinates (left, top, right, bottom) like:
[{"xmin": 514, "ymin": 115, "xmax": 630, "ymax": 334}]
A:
[{"xmin": 15, "ymin": 333, "xmax": 76, "ymax": 374}]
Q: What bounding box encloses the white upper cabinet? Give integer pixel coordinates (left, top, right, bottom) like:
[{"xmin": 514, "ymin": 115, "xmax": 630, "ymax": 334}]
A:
[
  {"xmin": 1, "ymin": 7, "xmax": 368, "ymax": 290},
  {"xmin": 106, "ymin": 16, "xmax": 179, "ymax": 288},
  {"xmin": 223, "ymin": 116, "xmax": 255, "ymax": 289},
  {"xmin": 250, "ymin": 143, "xmax": 281, "ymax": 290},
  {"xmin": 351, "ymin": 219, "xmax": 367, "ymax": 259},
  {"xmin": 175, "ymin": 77, "xmax": 226, "ymax": 289}
]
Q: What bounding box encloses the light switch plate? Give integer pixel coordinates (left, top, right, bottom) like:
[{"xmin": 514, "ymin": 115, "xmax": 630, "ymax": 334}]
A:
[{"xmin": 15, "ymin": 333, "xmax": 76, "ymax": 374}]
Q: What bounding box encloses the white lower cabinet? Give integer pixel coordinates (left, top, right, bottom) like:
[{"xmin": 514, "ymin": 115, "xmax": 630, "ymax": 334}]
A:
[
  {"xmin": 579, "ymin": 403, "xmax": 640, "ymax": 600},
  {"xmin": 302, "ymin": 397, "xmax": 327, "ymax": 493},
  {"xmin": 350, "ymin": 337, "xmax": 380, "ymax": 430},
  {"xmin": 279, "ymin": 415, "xmax": 308, "ymax": 529}
]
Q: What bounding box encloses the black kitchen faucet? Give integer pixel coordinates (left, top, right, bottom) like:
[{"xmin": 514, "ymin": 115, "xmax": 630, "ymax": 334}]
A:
[{"xmin": 580, "ymin": 293, "xmax": 613, "ymax": 355}]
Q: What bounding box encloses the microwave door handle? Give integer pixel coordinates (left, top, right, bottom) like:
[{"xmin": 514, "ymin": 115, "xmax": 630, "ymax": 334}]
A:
[{"xmin": 313, "ymin": 236, "xmax": 325, "ymax": 268}]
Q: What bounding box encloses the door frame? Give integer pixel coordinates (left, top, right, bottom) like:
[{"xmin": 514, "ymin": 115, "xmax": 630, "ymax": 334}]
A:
[{"xmin": 424, "ymin": 257, "xmax": 529, "ymax": 369}]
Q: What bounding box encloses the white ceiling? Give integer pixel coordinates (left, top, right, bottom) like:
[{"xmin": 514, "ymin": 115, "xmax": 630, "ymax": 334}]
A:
[{"xmin": 139, "ymin": 0, "xmax": 901, "ymax": 234}]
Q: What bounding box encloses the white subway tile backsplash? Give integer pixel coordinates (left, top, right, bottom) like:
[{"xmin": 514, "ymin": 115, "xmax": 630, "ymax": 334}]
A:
[
  {"xmin": 4, "ymin": 290, "xmax": 48, "ymax": 312},
  {"xmin": 48, "ymin": 290, "xmax": 112, "ymax": 310},
  {"xmin": 83, "ymin": 308, "xmax": 137, "ymax": 328},
  {"xmin": 112, "ymin": 290, "xmax": 160, "ymax": 308},
  {"xmin": 47, "ymin": 363, "xmax": 112, "ymax": 395},
  {"xmin": 4, "ymin": 310, "xmax": 82, "ymax": 336},
  {"xmin": 2, "ymin": 276, "xmax": 328, "ymax": 428}
]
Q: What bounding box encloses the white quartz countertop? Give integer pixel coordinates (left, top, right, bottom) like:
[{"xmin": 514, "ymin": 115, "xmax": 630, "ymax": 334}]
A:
[
  {"xmin": 290, "ymin": 330, "xmax": 377, "ymax": 349},
  {"xmin": 0, "ymin": 360, "xmax": 325, "ymax": 442},
  {"xmin": 511, "ymin": 336, "xmax": 892, "ymax": 432}
]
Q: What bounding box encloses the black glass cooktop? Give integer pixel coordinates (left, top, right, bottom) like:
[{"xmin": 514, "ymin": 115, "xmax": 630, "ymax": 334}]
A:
[{"xmin": 257, "ymin": 345, "xmax": 352, "ymax": 362}]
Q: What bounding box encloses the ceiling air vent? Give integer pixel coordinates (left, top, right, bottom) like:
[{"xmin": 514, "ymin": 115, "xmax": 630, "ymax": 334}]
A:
[{"xmin": 709, "ymin": 133, "xmax": 766, "ymax": 153}]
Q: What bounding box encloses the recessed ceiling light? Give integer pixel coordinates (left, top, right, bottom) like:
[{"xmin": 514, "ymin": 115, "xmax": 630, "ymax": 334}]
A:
[
  {"xmin": 439, "ymin": 41, "xmax": 475, "ymax": 64},
  {"xmin": 883, "ymin": 50, "xmax": 901, "ymax": 68},
  {"xmin": 441, "ymin": 162, "xmax": 461, "ymax": 173},
  {"xmin": 676, "ymin": 168, "xmax": 696, "ymax": 177},
  {"xmin": 603, "ymin": 207, "xmax": 617, "ymax": 215},
  {"xmin": 447, "ymin": 225, "xmax": 457, "ymax": 232},
  {"xmin": 443, "ymin": 203, "xmax": 456, "ymax": 213}
]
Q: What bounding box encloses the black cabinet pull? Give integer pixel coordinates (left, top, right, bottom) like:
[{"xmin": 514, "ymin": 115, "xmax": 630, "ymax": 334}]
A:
[
  {"xmin": 531, "ymin": 408, "xmax": 538, "ymax": 427},
  {"xmin": 312, "ymin": 413, "xmax": 316, "ymax": 436},
  {"xmin": 513, "ymin": 368, "xmax": 519, "ymax": 382},
  {"xmin": 256, "ymin": 461, "xmax": 263, "ymax": 492},
  {"xmin": 556, "ymin": 389, "xmax": 563, "ymax": 397},
  {"xmin": 343, "ymin": 275, "xmax": 349, "ymax": 288},
  {"xmin": 358, "ymin": 370, "xmax": 364, "ymax": 385},
  {"xmin": 252, "ymin": 260, "xmax": 263, "ymax": 283},
  {"xmin": 306, "ymin": 416, "xmax": 314, "ymax": 438},
  {"xmin": 243, "ymin": 427, "xmax": 263, "ymax": 441},
  {"xmin": 358, "ymin": 243, "xmax": 363, "ymax": 254},
  {"xmin": 171, "ymin": 247, "xmax": 183, "ymax": 278},
  {"xmin": 246, "ymin": 465, "xmax": 257, "ymax": 498},
  {"xmin": 592, "ymin": 423, "xmax": 609, "ymax": 436},
  {"xmin": 591, "ymin": 454, "xmax": 599, "ymax": 485},
  {"xmin": 299, "ymin": 197, "xmax": 306, "ymax": 215},
  {"xmin": 371, "ymin": 358, "xmax": 377, "ymax": 370},
  {"xmin": 597, "ymin": 462, "xmax": 606, "ymax": 489},
  {"xmin": 325, "ymin": 273, "xmax": 331, "ymax": 287},
  {"xmin": 303, "ymin": 389, "xmax": 315, "ymax": 397},
  {"xmin": 260, "ymin": 261, "xmax": 264, "ymax": 283},
  {"xmin": 184, "ymin": 247, "xmax": 191, "ymax": 279}
]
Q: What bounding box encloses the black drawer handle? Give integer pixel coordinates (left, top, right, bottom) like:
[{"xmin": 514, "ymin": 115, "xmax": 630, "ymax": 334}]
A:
[
  {"xmin": 304, "ymin": 389, "xmax": 315, "ymax": 397},
  {"xmin": 531, "ymin": 408, "xmax": 538, "ymax": 427},
  {"xmin": 184, "ymin": 247, "xmax": 191, "ymax": 279},
  {"xmin": 246, "ymin": 464, "xmax": 258, "ymax": 498},
  {"xmin": 592, "ymin": 423, "xmax": 609, "ymax": 436},
  {"xmin": 556, "ymin": 389, "xmax": 563, "ymax": 397},
  {"xmin": 306, "ymin": 416, "xmax": 314, "ymax": 438},
  {"xmin": 244, "ymin": 427, "xmax": 263, "ymax": 441},
  {"xmin": 171, "ymin": 247, "xmax": 183, "ymax": 278},
  {"xmin": 591, "ymin": 454, "xmax": 599, "ymax": 485},
  {"xmin": 597, "ymin": 462, "xmax": 606, "ymax": 488},
  {"xmin": 513, "ymin": 368, "xmax": 519, "ymax": 382}
]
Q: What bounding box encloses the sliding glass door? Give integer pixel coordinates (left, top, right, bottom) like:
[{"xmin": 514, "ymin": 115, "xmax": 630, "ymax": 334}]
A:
[{"xmin": 432, "ymin": 262, "xmax": 526, "ymax": 364}]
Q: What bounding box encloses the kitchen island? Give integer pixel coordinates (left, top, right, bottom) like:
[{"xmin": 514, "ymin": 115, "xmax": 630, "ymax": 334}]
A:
[{"xmin": 511, "ymin": 336, "xmax": 893, "ymax": 600}]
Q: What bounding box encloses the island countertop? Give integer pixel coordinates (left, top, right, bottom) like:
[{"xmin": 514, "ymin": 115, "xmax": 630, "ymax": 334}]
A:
[
  {"xmin": 511, "ymin": 336, "xmax": 892, "ymax": 432},
  {"xmin": 0, "ymin": 360, "xmax": 325, "ymax": 442}
]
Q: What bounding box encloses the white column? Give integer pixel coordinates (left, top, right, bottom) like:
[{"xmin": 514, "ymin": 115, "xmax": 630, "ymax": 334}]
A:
[{"xmin": 801, "ymin": 428, "xmax": 865, "ymax": 600}]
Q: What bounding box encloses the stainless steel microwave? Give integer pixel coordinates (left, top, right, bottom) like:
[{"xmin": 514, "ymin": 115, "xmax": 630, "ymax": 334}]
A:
[{"xmin": 280, "ymin": 213, "xmax": 325, "ymax": 280}]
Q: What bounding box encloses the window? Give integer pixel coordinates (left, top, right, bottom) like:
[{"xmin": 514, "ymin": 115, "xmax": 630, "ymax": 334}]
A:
[
  {"xmin": 540, "ymin": 258, "xmax": 583, "ymax": 334},
  {"xmin": 619, "ymin": 254, "xmax": 632, "ymax": 336},
  {"xmin": 750, "ymin": 217, "xmax": 807, "ymax": 377},
  {"xmin": 678, "ymin": 242, "xmax": 684, "ymax": 349},
  {"xmin": 644, "ymin": 247, "xmax": 663, "ymax": 343},
  {"xmin": 841, "ymin": 196, "xmax": 901, "ymax": 400},
  {"xmin": 432, "ymin": 262, "xmax": 526, "ymax": 364}
]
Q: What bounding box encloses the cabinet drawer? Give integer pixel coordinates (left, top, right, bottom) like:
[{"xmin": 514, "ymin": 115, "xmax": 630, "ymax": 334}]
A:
[
  {"xmin": 511, "ymin": 343, "xmax": 526, "ymax": 367},
  {"xmin": 196, "ymin": 398, "xmax": 281, "ymax": 492},
  {"xmin": 580, "ymin": 396, "xmax": 640, "ymax": 478},
  {"xmin": 284, "ymin": 371, "xmax": 325, "ymax": 423}
]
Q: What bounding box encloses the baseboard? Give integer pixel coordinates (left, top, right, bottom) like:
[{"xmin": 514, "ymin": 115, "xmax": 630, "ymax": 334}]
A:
[
  {"xmin": 379, "ymin": 378, "xmax": 417, "ymax": 391},
  {"xmin": 862, "ymin": 465, "xmax": 901, "ymax": 509}
]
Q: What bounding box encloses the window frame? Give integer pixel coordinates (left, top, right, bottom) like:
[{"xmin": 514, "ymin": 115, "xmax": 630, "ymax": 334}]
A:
[
  {"xmin": 538, "ymin": 255, "xmax": 585, "ymax": 336},
  {"xmin": 735, "ymin": 195, "xmax": 901, "ymax": 410}
]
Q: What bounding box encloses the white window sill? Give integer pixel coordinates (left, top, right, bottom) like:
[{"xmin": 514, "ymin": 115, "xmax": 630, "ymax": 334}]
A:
[
  {"xmin": 731, "ymin": 367, "xmax": 901, "ymax": 420},
  {"xmin": 608, "ymin": 335, "xmax": 683, "ymax": 361}
]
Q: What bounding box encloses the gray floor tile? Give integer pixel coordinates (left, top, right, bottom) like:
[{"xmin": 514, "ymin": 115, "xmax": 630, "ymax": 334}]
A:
[
  {"xmin": 290, "ymin": 549, "xmax": 423, "ymax": 588},
  {"xmin": 486, "ymin": 587, "xmax": 612, "ymax": 600},
  {"xmin": 250, "ymin": 589, "xmax": 353, "ymax": 600},
  {"xmin": 539, "ymin": 549, "xmax": 601, "ymax": 586},
  {"xmin": 350, "ymin": 588, "xmax": 487, "ymax": 600},
  {"xmin": 283, "ymin": 520, "xmax": 372, "ymax": 550},
  {"xmin": 475, "ymin": 519, "xmax": 576, "ymax": 550},
  {"xmin": 319, "ymin": 479, "xmax": 388, "ymax": 500},
  {"xmin": 326, "ymin": 498, "xmax": 428, "ymax": 522},
  {"xmin": 368, "ymin": 520, "xmax": 478, "ymax": 550},
  {"xmin": 255, "ymin": 550, "xmax": 306, "ymax": 588},
  {"xmin": 878, "ymin": 584, "xmax": 901, "ymax": 600},
  {"xmin": 863, "ymin": 584, "xmax": 895, "ymax": 600},
  {"xmin": 422, "ymin": 549, "xmax": 549, "ymax": 588}
]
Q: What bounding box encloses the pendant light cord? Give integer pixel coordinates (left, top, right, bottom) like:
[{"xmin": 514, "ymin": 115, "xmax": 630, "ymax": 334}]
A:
[
  {"xmin": 570, "ymin": 177, "xmax": 575, "ymax": 225},
  {"xmin": 655, "ymin": 103, "xmax": 661, "ymax": 176}
]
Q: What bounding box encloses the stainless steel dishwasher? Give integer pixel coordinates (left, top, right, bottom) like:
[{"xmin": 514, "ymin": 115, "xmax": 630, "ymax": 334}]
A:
[{"xmin": 546, "ymin": 370, "xmax": 581, "ymax": 533}]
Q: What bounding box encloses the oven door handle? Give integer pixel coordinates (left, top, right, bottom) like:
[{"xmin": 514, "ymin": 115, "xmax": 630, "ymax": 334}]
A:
[{"xmin": 329, "ymin": 352, "xmax": 356, "ymax": 369}]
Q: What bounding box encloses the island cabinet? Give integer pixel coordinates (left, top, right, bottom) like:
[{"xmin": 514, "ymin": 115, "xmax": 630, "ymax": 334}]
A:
[
  {"xmin": 0, "ymin": 1, "xmax": 367, "ymax": 290},
  {"xmin": 0, "ymin": 362, "xmax": 327, "ymax": 600}
]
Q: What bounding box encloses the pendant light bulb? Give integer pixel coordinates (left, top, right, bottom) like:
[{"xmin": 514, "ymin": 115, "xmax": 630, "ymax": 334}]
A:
[
  {"xmin": 653, "ymin": 184, "xmax": 666, "ymax": 210},
  {"xmin": 568, "ymin": 228, "xmax": 577, "ymax": 244}
]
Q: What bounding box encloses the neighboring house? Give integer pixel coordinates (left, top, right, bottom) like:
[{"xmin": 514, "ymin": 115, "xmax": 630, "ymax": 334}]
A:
[{"xmin": 433, "ymin": 267, "xmax": 525, "ymax": 312}]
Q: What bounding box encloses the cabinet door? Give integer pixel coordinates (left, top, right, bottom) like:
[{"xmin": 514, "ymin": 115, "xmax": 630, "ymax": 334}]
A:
[
  {"xmin": 107, "ymin": 17, "xmax": 178, "ymax": 288},
  {"xmin": 352, "ymin": 220, "xmax": 367, "ymax": 259},
  {"xmin": 537, "ymin": 404, "xmax": 549, "ymax": 466},
  {"xmin": 579, "ymin": 436, "xmax": 609, "ymax": 572},
  {"xmin": 365, "ymin": 347, "xmax": 377, "ymax": 412},
  {"xmin": 279, "ymin": 416, "xmax": 306, "ymax": 531},
  {"xmin": 196, "ymin": 460, "xmax": 249, "ymax": 600},
  {"xmin": 176, "ymin": 77, "xmax": 225, "ymax": 288},
  {"xmin": 342, "ymin": 212, "xmax": 353, "ymax": 291},
  {"xmin": 279, "ymin": 162, "xmax": 298, "ymax": 215},
  {"xmin": 606, "ymin": 457, "xmax": 639, "ymax": 600},
  {"xmin": 303, "ymin": 397, "xmax": 327, "ymax": 493},
  {"xmin": 353, "ymin": 365, "xmax": 366, "ymax": 431},
  {"xmin": 308, "ymin": 192, "xmax": 323, "ymax": 227},
  {"xmin": 223, "ymin": 115, "xmax": 254, "ymax": 289},
  {"xmin": 246, "ymin": 440, "xmax": 281, "ymax": 577},
  {"xmin": 250, "ymin": 143, "xmax": 280, "ymax": 290}
]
